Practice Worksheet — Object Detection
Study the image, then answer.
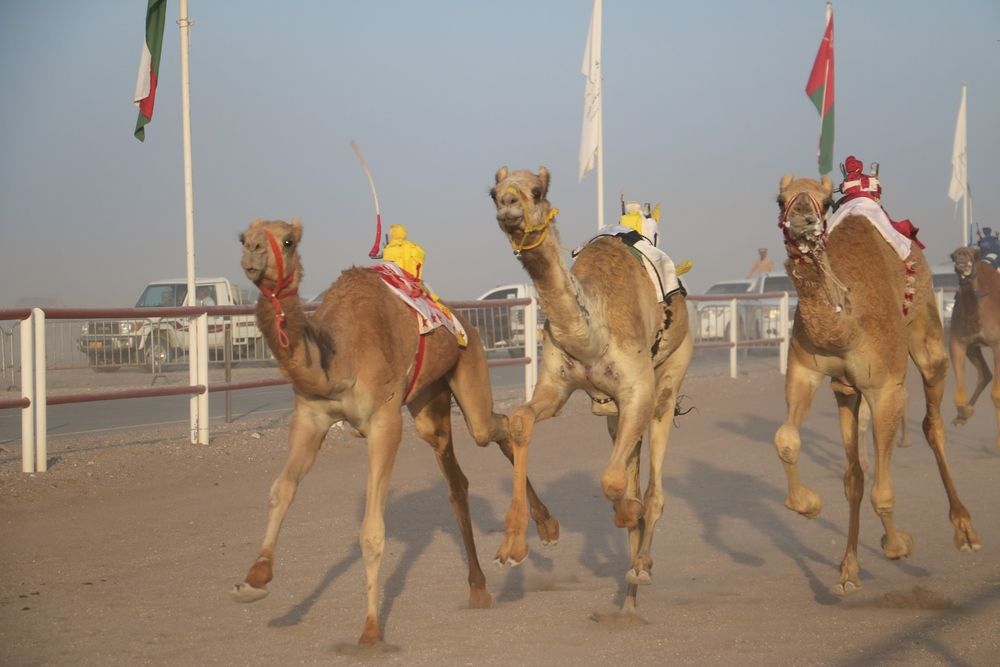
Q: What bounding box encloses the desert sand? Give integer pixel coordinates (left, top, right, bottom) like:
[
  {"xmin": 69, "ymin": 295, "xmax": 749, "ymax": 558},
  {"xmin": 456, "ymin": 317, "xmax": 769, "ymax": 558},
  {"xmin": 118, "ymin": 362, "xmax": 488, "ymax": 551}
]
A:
[{"xmin": 1, "ymin": 367, "xmax": 998, "ymax": 666}]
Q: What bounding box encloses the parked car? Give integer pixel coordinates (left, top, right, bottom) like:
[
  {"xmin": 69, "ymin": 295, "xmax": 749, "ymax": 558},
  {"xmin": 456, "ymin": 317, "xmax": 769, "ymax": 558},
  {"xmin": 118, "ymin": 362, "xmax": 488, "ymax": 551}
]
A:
[
  {"xmin": 466, "ymin": 284, "xmax": 545, "ymax": 356},
  {"xmin": 746, "ymin": 271, "xmax": 798, "ymax": 340},
  {"xmin": 77, "ymin": 277, "xmax": 261, "ymax": 371},
  {"xmin": 931, "ymin": 262, "xmax": 959, "ymax": 326},
  {"xmin": 695, "ymin": 279, "xmax": 752, "ymax": 341}
]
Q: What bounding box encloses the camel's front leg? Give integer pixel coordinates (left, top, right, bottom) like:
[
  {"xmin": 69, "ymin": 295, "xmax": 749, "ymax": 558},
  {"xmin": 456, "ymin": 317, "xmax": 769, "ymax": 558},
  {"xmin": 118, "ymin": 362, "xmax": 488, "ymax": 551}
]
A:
[
  {"xmin": 775, "ymin": 354, "xmax": 824, "ymax": 518},
  {"xmin": 833, "ymin": 388, "xmax": 863, "ymax": 595},
  {"xmin": 990, "ymin": 344, "xmax": 1000, "ymax": 453},
  {"xmin": 409, "ymin": 388, "xmax": 492, "ymax": 609},
  {"xmin": 495, "ymin": 380, "xmax": 571, "ymax": 567},
  {"xmin": 357, "ymin": 405, "xmax": 404, "ymax": 645},
  {"xmin": 600, "ymin": 378, "xmax": 654, "ymax": 531},
  {"xmin": 867, "ymin": 387, "xmax": 913, "ymax": 560},
  {"xmin": 231, "ymin": 404, "xmax": 332, "ymax": 603}
]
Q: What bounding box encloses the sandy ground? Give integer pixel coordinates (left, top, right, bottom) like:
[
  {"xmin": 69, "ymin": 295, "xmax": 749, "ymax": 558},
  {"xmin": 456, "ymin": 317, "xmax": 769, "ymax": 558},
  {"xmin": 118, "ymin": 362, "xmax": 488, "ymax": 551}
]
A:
[{"xmin": 1, "ymin": 367, "xmax": 999, "ymax": 666}]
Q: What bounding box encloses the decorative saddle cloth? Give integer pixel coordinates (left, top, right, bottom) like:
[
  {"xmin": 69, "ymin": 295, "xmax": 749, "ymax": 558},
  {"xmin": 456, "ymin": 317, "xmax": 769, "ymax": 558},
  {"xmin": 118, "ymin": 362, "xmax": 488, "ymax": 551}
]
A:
[
  {"xmin": 828, "ymin": 198, "xmax": 913, "ymax": 260},
  {"xmin": 572, "ymin": 225, "xmax": 683, "ymax": 302},
  {"xmin": 370, "ymin": 262, "xmax": 468, "ymax": 347}
]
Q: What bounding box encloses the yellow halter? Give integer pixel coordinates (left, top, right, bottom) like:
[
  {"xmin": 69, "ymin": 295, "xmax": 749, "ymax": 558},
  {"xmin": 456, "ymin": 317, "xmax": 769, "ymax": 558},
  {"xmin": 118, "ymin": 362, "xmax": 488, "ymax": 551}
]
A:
[{"xmin": 502, "ymin": 186, "xmax": 558, "ymax": 255}]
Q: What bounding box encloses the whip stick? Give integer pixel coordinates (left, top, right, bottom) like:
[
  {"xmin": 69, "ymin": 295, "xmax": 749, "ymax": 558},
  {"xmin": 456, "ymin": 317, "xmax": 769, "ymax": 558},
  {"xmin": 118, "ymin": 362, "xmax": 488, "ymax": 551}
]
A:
[{"xmin": 350, "ymin": 140, "xmax": 383, "ymax": 258}]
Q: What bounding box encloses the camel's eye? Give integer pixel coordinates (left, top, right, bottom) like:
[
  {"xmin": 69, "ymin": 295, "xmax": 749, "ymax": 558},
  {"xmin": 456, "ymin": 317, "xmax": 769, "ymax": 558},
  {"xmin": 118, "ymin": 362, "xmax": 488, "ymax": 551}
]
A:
[
  {"xmin": 776, "ymin": 195, "xmax": 786, "ymax": 209},
  {"xmin": 238, "ymin": 233, "xmax": 245, "ymax": 244},
  {"xmin": 822, "ymin": 198, "xmax": 833, "ymax": 210},
  {"xmin": 531, "ymin": 187, "xmax": 541, "ymax": 201},
  {"xmin": 283, "ymin": 237, "xmax": 294, "ymax": 248}
]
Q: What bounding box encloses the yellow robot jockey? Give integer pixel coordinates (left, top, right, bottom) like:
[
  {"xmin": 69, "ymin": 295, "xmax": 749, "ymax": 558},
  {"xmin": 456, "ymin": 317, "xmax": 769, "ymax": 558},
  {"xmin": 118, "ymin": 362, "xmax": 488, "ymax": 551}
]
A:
[{"xmin": 381, "ymin": 224, "xmax": 426, "ymax": 280}]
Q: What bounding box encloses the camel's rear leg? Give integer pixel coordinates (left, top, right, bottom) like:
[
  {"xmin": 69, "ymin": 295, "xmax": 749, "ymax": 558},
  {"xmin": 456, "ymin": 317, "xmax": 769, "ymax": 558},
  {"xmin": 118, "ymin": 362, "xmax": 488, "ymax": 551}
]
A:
[
  {"xmin": 409, "ymin": 387, "xmax": 492, "ymax": 609},
  {"xmin": 448, "ymin": 334, "xmax": 560, "ymax": 544},
  {"xmin": 910, "ymin": 303, "xmax": 981, "ymax": 551},
  {"xmin": 494, "ymin": 379, "xmax": 572, "ymax": 567},
  {"xmin": 231, "ymin": 404, "xmax": 333, "ymax": 603},
  {"xmin": 832, "ymin": 388, "xmax": 863, "ymax": 595},
  {"xmin": 775, "ymin": 354, "xmax": 824, "ymax": 518}
]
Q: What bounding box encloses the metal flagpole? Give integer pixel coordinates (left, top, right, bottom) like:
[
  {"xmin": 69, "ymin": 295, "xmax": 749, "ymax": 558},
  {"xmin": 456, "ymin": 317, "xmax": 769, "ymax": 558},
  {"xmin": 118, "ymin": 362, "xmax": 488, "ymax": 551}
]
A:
[
  {"xmin": 178, "ymin": 0, "xmax": 206, "ymax": 444},
  {"xmin": 962, "ymin": 82, "xmax": 969, "ymax": 246},
  {"xmin": 595, "ymin": 4, "xmax": 604, "ymax": 230}
]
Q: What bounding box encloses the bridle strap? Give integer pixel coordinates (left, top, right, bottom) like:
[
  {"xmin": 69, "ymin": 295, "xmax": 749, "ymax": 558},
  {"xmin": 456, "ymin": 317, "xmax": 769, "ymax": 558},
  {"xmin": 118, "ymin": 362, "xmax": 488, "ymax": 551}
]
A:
[
  {"xmin": 501, "ymin": 187, "xmax": 558, "ymax": 255},
  {"xmin": 256, "ymin": 230, "xmax": 298, "ymax": 348}
]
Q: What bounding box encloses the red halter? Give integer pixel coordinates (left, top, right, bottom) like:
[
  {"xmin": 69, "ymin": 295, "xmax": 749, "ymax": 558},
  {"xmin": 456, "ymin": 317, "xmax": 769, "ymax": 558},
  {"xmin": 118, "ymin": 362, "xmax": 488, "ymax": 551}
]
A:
[{"xmin": 257, "ymin": 230, "xmax": 298, "ymax": 348}]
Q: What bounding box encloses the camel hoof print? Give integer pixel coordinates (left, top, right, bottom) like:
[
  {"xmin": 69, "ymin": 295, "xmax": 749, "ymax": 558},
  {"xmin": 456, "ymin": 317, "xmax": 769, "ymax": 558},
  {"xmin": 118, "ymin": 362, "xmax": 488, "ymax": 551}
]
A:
[{"xmin": 230, "ymin": 582, "xmax": 269, "ymax": 603}]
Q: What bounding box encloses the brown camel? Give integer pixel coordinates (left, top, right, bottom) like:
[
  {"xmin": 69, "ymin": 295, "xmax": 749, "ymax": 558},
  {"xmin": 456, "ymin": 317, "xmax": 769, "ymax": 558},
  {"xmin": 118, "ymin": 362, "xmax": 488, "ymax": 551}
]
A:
[
  {"xmin": 489, "ymin": 166, "xmax": 693, "ymax": 613},
  {"xmin": 774, "ymin": 174, "xmax": 980, "ymax": 596},
  {"xmin": 231, "ymin": 218, "xmax": 558, "ymax": 645},
  {"xmin": 949, "ymin": 245, "xmax": 1000, "ymax": 451}
]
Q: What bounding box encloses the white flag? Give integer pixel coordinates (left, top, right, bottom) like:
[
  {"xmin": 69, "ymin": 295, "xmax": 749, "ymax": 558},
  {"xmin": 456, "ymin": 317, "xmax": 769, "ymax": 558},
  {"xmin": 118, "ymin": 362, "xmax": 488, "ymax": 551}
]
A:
[
  {"xmin": 949, "ymin": 84, "xmax": 967, "ymax": 202},
  {"xmin": 578, "ymin": 0, "xmax": 602, "ymax": 181}
]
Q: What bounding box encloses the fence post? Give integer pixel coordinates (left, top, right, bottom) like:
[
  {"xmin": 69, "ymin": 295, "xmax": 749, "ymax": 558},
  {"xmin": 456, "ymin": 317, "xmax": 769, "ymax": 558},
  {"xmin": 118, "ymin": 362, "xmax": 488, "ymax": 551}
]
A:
[
  {"xmin": 935, "ymin": 288, "xmax": 944, "ymax": 325},
  {"xmin": 20, "ymin": 313, "xmax": 35, "ymax": 473},
  {"xmin": 195, "ymin": 312, "xmax": 209, "ymax": 444},
  {"xmin": 33, "ymin": 309, "xmax": 48, "ymax": 471},
  {"xmin": 779, "ymin": 292, "xmax": 789, "ymax": 375},
  {"xmin": 728, "ymin": 297, "xmax": 737, "ymax": 379},
  {"xmin": 524, "ymin": 297, "xmax": 538, "ymax": 400},
  {"xmin": 224, "ymin": 321, "xmax": 233, "ymax": 423}
]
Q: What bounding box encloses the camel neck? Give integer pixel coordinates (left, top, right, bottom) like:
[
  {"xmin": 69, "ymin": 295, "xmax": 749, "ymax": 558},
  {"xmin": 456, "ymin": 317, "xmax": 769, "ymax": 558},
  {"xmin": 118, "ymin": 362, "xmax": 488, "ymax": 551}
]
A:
[
  {"xmin": 256, "ymin": 292, "xmax": 305, "ymax": 356},
  {"xmin": 785, "ymin": 256, "xmax": 855, "ymax": 350},
  {"xmin": 517, "ymin": 224, "xmax": 599, "ymax": 359}
]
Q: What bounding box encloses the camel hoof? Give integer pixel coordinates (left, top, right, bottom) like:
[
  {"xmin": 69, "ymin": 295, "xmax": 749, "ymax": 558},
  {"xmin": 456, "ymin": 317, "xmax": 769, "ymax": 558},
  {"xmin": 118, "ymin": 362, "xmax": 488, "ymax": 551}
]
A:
[
  {"xmin": 493, "ymin": 553, "xmax": 527, "ymax": 569},
  {"xmin": 625, "ymin": 568, "xmax": 652, "ymax": 586},
  {"xmin": 536, "ymin": 516, "xmax": 560, "ymax": 546},
  {"xmin": 785, "ymin": 488, "xmax": 822, "ymax": 519},
  {"xmin": 953, "ymin": 522, "xmax": 982, "ymax": 552},
  {"xmin": 469, "ymin": 588, "xmax": 493, "ymax": 609},
  {"xmin": 833, "ymin": 580, "xmax": 860, "ymax": 597},
  {"xmin": 494, "ymin": 536, "xmax": 529, "ymax": 568},
  {"xmin": 230, "ymin": 582, "xmax": 269, "ymax": 603},
  {"xmin": 881, "ymin": 531, "xmax": 913, "ymax": 559}
]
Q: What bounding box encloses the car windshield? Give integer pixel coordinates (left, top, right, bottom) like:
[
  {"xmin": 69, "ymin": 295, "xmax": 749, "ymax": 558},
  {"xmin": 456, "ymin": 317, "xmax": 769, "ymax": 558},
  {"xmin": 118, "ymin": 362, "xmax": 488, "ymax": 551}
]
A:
[
  {"xmin": 706, "ymin": 282, "xmax": 749, "ymax": 295},
  {"xmin": 932, "ymin": 272, "xmax": 959, "ymax": 289},
  {"xmin": 136, "ymin": 284, "xmax": 187, "ymax": 307},
  {"xmin": 762, "ymin": 275, "xmax": 795, "ymax": 294}
]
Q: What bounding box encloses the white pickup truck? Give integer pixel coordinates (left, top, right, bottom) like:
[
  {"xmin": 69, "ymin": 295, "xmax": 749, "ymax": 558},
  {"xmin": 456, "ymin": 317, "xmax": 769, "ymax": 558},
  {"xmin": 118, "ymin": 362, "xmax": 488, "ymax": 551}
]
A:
[
  {"xmin": 77, "ymin": 277, "xmax": 262, "ymax": 371},
  {"xmin": 470, "ymin": 284, "xmax": 545, "ymax": 356}
]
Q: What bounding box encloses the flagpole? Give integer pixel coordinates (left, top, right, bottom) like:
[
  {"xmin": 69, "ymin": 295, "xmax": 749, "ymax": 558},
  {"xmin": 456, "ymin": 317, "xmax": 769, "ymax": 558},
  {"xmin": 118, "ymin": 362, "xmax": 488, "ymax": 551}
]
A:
[
  {"xmin": 962, "ymin": 81, "xmax": 969, "ymax": 246},
  {"xmin": 596, "ymin": 54, "xmax": 604, "ymax": 230},
  {"xmin": 178, "ymin": 0, "xmax": 205, "ymax": 444}
]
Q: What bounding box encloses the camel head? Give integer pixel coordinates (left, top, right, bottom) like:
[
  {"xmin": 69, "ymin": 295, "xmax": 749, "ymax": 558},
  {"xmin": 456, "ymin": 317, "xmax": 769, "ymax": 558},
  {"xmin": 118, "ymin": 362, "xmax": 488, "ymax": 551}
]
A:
[
  {"xmin": 777, "ymin": 174, "xmax": 834, "ymax": 251},
  {"xmin": 951, "ymin": 245, "xmax": 981, "ymax": 281},
  {"xmin": 240, "ymin": 218, "xmax": 304, "ymax": 293},
  {"xmin": 490, "ymin": 166, "xmax": 555, "ymax": 253}
]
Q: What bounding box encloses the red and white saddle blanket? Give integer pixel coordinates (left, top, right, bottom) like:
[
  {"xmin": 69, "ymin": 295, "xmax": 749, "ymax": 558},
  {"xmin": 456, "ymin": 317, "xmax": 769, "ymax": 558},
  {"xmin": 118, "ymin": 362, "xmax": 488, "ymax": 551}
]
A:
[
  {"xmin": 370, "ymin": 262, "xmax": 468, "ymax": 347},
  {"xmin": 828, "ymin": 198, "xmax": 915, "ymax": 260}
]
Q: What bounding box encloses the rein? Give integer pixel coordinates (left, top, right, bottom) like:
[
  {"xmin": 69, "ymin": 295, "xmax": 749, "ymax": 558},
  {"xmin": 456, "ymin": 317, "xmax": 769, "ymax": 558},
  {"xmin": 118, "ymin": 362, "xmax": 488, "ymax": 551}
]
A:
[
  {"xmin": 256, "ymin": 231, "xmax": 298, "ymax": 348},
  {"xmin": 778, "ymin": 191, "xmax": 827, "ymax": 254},
  {"xmin": 501, "ymin": 186, "xmax": 559, "ymax": 255},
  {"xmin": 778, "ymin": 190, "xmax": 849, "ymax": 312}
]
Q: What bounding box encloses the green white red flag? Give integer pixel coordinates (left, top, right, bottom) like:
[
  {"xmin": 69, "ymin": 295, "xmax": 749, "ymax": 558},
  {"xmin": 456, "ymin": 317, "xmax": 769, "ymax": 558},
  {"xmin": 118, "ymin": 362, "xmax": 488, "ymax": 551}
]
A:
[
  {"xmin": 133, "ymin": 0, "xmax": 167, "ymax": 142},
  {"xmin": 805, "ymin": 4, "xmax": 834, "ymax": 175}
]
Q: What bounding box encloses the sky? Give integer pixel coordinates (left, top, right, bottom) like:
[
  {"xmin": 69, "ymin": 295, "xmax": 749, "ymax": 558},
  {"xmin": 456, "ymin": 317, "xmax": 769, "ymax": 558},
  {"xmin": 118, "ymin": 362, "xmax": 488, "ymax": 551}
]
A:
[{"xmin": 1, "ymin": 1, "xmax": 997, "ymax": 307}]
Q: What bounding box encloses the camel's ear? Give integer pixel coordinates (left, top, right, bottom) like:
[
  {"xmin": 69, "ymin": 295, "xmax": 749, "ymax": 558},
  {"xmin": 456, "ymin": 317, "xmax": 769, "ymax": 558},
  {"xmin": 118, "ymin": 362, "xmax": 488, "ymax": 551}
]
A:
[
  {"xmin": 950, "ymin": 249, "xmax": 960, "ymax": 262},
  {"xmin": 538, "ymin": 166, "xmax": 550, "ymax": 197},
  {"xmin": 290, "ymin": 218, "xmax": 303, "ymax": 243},
  {"xmin": 495, "ymin": 166, "xmax": 509, "ymax": 184},
  {"xmin": 779, "ymin": 173, "xmax": 794, "ymax": 192},
  {"xmin": 250, "ymin": 218, "xmax": 263, "ymax": 228},
  {"xmin": 820, "ymin": 175, "xmax": 833, "ymax": 195},
  {"xmin": 972, "ymin": 246, "xmax": 981, "ymax": 262}
]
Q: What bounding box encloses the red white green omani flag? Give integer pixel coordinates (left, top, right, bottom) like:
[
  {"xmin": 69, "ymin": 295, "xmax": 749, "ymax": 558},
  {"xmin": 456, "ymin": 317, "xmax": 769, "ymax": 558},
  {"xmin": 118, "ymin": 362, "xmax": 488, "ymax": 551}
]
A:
[
  {"xmin": 133, "ymin": 0, "xmax": 167, "ymax": 142},
  {"xmin": 805, "ymin": 4, "xmax": 835, "ymax": 175}
]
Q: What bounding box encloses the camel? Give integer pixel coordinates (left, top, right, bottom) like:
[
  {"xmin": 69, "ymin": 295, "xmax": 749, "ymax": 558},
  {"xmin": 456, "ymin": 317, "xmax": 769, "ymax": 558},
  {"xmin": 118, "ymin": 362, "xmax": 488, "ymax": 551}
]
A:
[
  {"xmin": 231, "ymin": 218, "xmax": 558, "ymax": 645},
  {"xmin": 949, "ymin": 245, "xmax": 1000, "ymax": 451},
  {"xmin": 489, "ymin": 166, "xmax": 693, "ymax": 613},
  {"xmin": 774, "ymin": 174, "xmax": 980, "ymax": 595}
]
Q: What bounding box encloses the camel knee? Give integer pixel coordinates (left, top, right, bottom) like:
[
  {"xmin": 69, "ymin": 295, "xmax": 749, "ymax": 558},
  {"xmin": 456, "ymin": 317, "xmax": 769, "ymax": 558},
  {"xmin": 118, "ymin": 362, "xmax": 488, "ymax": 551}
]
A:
[
  {"xmin": 775, "ymin": 424, "xmax": 801, "ymax": 464},
  {"xmin": 601, "ymin": 466, "xmax": 627, "ymax": 501},
  {"xmin": 870, "ymin": 486, "xmax": 895, "ymax": 517}
]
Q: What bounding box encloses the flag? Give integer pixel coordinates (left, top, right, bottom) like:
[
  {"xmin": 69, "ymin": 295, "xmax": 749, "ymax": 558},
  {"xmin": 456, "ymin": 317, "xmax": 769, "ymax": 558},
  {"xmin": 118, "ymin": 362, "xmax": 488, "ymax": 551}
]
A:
[
  {"xmin": 133, "ymin": 0, "xmax": 167, "ymax": 142},
  {"xmin": 805, "ymin": 4, "xmax": 834, "ymax": 175},
  {"xmin": 578, "ymin": 0, "xmax": 602, "ymax": 181},
  {"xmin": 949, "ymin": 84, "xmax": 967, "ymax": 202}
]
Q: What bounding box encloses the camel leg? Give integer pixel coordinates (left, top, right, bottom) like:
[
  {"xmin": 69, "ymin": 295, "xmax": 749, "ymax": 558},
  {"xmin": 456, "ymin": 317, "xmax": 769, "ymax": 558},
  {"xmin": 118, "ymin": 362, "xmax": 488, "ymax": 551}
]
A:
[
  {"xmin": 832, "ymin": 388, "xmax": 864, "ymax": 595},
  {"xmin": 775, "ymin": 354, "xmax": 824, "ymax": 518},
  {"xmin": 494, "ymin": 378, "xmax": 572, "ymax": 567},
  {"xmin": 409, "ymin": 387, "xmax": 492, "ymax": 609},
  {"xmin": 991, "ymin": 345, "xmax": 1000, "ymax": 453},
  {"xmin": 604, "ymin": 415, "xmax": 642, "ymax": 591},
  {"xmin": 448, "ymin": 344, "xmax": 559, "ymax": 545},
  {"xmin": 866, "ymin": 386, "xmax": 913, "ymax": 559},
  {"xmin": 950, "ymin": 335, "xmax": 983, "ymax": 426},
  {"xmin": 909, "ymin": 306, "xmax": 981, "ymax": 551},
  {"xmin": 600, "ymin": 378, "xmax": 654, "ymax": 531},
  {"xmin": 231, "ymin": 404, "xmax": 333, "ymax": 603},
  {"xmin": 356, "ymin": 404, "xmax": 404, "ymax": 645}
]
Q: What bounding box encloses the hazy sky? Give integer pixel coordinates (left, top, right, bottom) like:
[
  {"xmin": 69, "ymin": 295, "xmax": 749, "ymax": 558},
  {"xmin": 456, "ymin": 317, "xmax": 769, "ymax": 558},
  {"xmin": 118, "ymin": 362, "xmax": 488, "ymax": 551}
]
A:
[{"xmin": 1, "ymin": 1, "xmax": 997, "ymax": 307}]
